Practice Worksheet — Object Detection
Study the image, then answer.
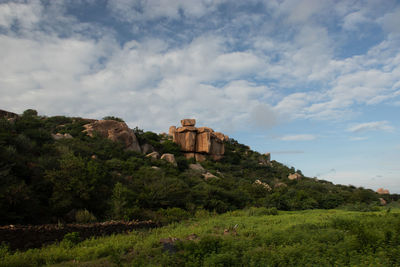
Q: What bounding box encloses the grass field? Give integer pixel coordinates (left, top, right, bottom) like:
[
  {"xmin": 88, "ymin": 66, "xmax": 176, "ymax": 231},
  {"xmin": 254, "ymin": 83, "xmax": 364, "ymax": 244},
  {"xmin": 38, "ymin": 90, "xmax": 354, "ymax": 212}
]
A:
[{"xmin": 1, "ymin": 208, "xmax": 400, "ymax": 266}]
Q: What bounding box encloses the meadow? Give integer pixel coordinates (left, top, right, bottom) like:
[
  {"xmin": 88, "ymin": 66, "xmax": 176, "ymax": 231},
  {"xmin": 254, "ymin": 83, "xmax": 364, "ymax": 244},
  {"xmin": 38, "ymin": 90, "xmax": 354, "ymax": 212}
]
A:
[{"xmin": 1, "ymin": 207, "xmax": 400, "ymax": 266}]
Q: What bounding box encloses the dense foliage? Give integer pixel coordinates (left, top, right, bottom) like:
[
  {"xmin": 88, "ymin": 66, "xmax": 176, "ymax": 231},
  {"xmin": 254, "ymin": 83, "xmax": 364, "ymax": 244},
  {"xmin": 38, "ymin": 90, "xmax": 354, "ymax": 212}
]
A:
[
  {"xmin": 1, "ymin": 209, "xmax": 400, "ymax": 266},
  {"xmin": 0, "ymin": 110, "xmax": 387, "ymax": 225}
]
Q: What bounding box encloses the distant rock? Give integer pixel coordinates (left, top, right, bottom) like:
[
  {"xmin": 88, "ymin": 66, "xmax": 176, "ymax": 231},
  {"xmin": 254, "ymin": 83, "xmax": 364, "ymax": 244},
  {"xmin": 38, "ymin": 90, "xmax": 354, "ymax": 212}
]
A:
[
  {"xmin": 379, "ymin": 198, "xmax": 387, "ymax": 206},
  {"xmin": 288, "ymin": 173, "xmax": 302, "ymax": 180},
  {"xmin": 181, "ymin": 119, "xmax": 196, "ymax": 127},
  {"xmin": 83, "ymin": 120, "xmax": 141, "ymax": 153},
  {"xmin": 0, "ymin": 109, "xmax": 19, "ymax": 119},
  {"xmin": 51, "ymin": 133, "xmax": 73, "ymax": 140},
  {"xmin": 170, "ymin": 119, "xmax": 227, "ymax": 162},
  {"xmin": 189, "ymin": 163, "xmax": 205, "ymax": 173},
  {"xmin": 161, "ymin": 153, "xmax": 177, "ymax": 166},
  {"xmin": 146, "ymin": 151, "xmax": 160, "ymax": 159},
  {"xmin": 202, "ymin": 172, "xmax": 218, "ymax": 180},
  {"xmin": 274, "ymin": 182, "xmax": 287, "ymax": 189},
  {"xmin": 254, "ymin": 179, "xmax": 272, "ymax": 191},
  {"xmin": 377, "ymin": 188, "xmax": 390, "ymax": 194}
]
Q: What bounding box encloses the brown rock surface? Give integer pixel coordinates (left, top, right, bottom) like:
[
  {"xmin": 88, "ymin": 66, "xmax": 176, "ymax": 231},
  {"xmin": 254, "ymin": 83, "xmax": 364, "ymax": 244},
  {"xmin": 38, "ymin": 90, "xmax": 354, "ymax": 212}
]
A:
[
  {"xmin": 83, "ymin": 120, "xmax": 141, "ymax": 152},
  {"xmin": 196, "ymin": 132, "xmax": 211, "ymax": 153},
  {"xmin": 202, "ymin": 172, "xmax": 217, "ymax": 180},
  {"xmin": 170, "ymin": 119, "xmax": 227, "ymax": 161},
  {"xmin": 173, "ymin": 131, "xmax": 197, "ymax": 152},
  {"xmin": 169, "ymin": 126, "xmax": 176, "ymax": 136},
  {"xmin": 183, "ymin": 153, "xmax": 195, "ymax": 159},
  {"xmin": 181, "ymin": 119, "xmax": 196, "ymax": 127},
  {"xmin": 379, "ymin": 198, "xmax": 387, "ymax": 205},
  {"xmin": 195, "ymin": 153, "xmax": 207, "ymax": 162}
]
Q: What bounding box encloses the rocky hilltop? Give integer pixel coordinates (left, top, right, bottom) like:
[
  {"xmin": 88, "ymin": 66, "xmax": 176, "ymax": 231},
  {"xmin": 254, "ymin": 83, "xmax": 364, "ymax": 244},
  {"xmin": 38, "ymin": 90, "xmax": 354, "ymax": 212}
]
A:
[{"xmin": 169, "ymin": 119, "xmax": 228, "ymax": 161}]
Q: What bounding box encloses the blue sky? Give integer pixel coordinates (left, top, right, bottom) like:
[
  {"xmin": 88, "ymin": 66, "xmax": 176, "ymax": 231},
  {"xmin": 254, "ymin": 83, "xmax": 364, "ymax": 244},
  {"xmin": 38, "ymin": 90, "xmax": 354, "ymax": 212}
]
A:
[{"xmin": 1, "ymin": 0, "xmax": 399, "ymax": 193}]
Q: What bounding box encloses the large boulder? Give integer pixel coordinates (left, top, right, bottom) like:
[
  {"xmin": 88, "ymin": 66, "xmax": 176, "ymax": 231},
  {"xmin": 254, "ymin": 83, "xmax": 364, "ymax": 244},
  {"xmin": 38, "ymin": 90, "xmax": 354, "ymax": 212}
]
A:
[
  {"xmin": 196, "ymin": 132, "xmax": 211, "ymax": 153},
  {"xmin": 189, "ymin": 163, "xmax": 205, "ymax": 173},
  {"xmin": 181, "ymin": 119, "xmax": 196, "ymax": 127},
  {"xmin": 141, "ymin": 143, "xmax": 154, "ymax": 154},
  {"xmin": 253, "ymin": 179, "xmax": 272, "ymax": 191},
  {"xmin": 146, "ymin": 151, "xmax": 160, "ymax": 159},
  {"xmin": 161, "ymin": 153, "xmax": 177, "ymax": 166},
  {"xmin": 83, "ymin": 120, "xmax": 141, "ymax": 152},
  {"xmin": 173, "ymin": 128, "xmax": 197, "ymax": 152}
]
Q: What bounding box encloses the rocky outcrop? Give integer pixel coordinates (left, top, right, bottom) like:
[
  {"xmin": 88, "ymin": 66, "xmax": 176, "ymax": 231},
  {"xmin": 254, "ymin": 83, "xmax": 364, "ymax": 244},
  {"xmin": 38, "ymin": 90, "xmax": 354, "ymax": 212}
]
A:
[
  {"xmin": 377, "ymin": 188, "xmax": 390, "ymax": 194},
  {"xmin": 254, "ymin": 179, "xmax": 272, "ymax": 191},
  {"xmin": 83, "ymin": 120, "xmax": 141, "ymax": 153},
  {"xmin": 0, "ymin": 109, "xmax": 19, "ymax": 119},
  {"xmin": 288, "ymin": 173, "xmax": 302, "ymax": 180},
  {"xmin": 170, "ymin": 119, "xmax": 228, "ymax": 162},
  {"xmin": 141, "ymin": 143, "xmax": 154, "ymax": 154},
  {"xmin": 379, "ymin": 198, "xmax": 387, "ymax": 206},
  {"xmin": 161, "ymin": 153, "xmax": 177, "ymax": 166}
]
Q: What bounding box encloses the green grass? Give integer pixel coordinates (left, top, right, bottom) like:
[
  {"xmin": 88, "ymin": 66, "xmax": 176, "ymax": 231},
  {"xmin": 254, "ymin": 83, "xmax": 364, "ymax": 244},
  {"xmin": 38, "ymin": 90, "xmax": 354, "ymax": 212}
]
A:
[{"xmin": 1, "ymin": 208, "xmax": 400, "ymax": 266}]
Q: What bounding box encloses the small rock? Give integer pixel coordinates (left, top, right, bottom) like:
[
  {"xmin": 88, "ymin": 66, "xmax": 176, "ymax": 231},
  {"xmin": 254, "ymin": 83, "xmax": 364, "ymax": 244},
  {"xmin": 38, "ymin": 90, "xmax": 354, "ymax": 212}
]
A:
[
  {"xmin": 189, "ymin": 163, "xmax": 205, "ymax": 173},
  {"xmin": 146, "ymin": 151, "xmax": 160, "ymax": 159},
  {"xmin": 202, "ymin": 172, "xmax": 217, "ymax": 180},
  {"xmin": 288, "ymin": 173, "xmax": 302, "ymax": 180}
]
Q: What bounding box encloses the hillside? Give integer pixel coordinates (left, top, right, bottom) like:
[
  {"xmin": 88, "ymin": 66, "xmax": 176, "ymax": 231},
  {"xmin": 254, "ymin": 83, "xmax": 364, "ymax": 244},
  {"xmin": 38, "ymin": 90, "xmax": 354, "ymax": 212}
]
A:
[{"xmin": 0, "ymin": 109, "xmax": 395, "ymax": 225}]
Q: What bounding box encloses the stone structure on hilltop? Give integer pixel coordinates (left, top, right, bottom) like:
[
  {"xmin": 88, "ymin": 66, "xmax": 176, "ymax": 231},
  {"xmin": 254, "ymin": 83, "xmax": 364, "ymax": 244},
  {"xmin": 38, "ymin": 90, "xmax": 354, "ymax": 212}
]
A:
[
  {"xmin": 376, "ymin": 188, "xmax": 390, "ymax": 195},
  {"xmin": 83, "ymin": 120, "xmax": 141, "ymax": 153},
  {"xmin": 169, "ymin": 119, "xmax": 228, "ymax": 161}
]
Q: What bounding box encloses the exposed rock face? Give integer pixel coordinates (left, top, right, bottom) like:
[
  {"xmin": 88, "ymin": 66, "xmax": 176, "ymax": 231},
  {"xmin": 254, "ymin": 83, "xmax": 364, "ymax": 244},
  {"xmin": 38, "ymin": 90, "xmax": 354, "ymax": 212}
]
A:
[
  {"xmin": 379, "ymin": 198, "xmax": 387, "ymax": 206},
  {"xmin": 288, "ymin": 173, "xmax": 302, "ymax": 180},
  {"xmin": 170, "ymin": 119, "xmax": 227, "ymax": 162},
  {"xmin": 259, "ymin": 153, "xmax": 271, "ymax": 166},
  {"xmin": 83, "ymin": 120, "xmax": 141, "ymax": 153},
  {"xmin": 161, "ymin": 153, "xmax": 177, "ymax": 166},
  {"xmin": 377, "ymin": 188, "xmax": 390, "ymax": 194}
]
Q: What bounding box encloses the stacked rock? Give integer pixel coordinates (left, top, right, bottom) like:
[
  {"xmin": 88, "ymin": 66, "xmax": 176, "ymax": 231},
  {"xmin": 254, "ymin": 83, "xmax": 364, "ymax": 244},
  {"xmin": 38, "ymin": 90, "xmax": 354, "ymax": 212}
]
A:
[{"xmin": 169, "ymin": 119, "xmax": 228, "ymax": 161}]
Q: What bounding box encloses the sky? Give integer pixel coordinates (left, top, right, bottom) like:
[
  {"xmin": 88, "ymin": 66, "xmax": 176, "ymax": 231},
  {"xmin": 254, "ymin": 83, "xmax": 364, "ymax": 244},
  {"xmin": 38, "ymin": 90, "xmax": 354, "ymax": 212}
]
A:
[{"xmin": 1, "ymin": 0, "xmax": 399, "ymax": 193}]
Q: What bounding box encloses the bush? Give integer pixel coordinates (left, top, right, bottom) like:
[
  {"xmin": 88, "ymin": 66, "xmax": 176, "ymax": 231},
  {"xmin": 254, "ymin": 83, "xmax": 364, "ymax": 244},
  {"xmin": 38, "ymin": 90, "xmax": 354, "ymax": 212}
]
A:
[
  {"xmin": 75, "ymin": 209, "xmax": 97, "ymax": 223},
  {"xmin": 61, "ymin": 232, "xmax": 80, "ymax": 248}
]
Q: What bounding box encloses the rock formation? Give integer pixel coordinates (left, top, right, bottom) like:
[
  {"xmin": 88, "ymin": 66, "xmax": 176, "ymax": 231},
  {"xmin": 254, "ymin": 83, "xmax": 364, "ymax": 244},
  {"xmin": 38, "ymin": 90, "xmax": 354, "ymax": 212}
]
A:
[
  {"xmin": 51, "ymin": 133, "xmax": 73, "ymax": 140},
  {"xmin": 169, "ymin": 119, "xmax": 228, "ymax": 161},
  {"xmin": 377, "ymin": 188, "xmax": 390, "ymax": 194},
  {"xmin": 83, "ymin": 120, "xmax": 141, "ymax": 153},
  {"xmin": 254, "ymin": 179, "xmax": 272, "ymax": 191},
  {"xmin": 288, "ymin": 173, "xmax": 302, "ymax": 180}
]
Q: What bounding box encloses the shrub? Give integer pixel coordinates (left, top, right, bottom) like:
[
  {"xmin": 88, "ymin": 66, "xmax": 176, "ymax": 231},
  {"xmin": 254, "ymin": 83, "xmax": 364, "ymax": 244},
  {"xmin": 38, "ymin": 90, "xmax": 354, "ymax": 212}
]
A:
[
  {"xmin": 246, "ymin": 207, "xmax": 278, "ymax": 216},
  {"xmin": 75, "ymin": 209, "xmax": 97, "ymax": 223},
  {"xmin": 61, "ymin": 232, "xmax": 80, "ymax": 248}
]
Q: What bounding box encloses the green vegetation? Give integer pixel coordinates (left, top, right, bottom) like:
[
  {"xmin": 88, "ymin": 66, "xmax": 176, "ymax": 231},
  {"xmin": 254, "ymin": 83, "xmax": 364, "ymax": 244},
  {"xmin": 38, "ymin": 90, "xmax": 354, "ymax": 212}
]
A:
[
  {"xmin": 1, "ymin": 208, "xmax": 400, "ymax": 266},
  {"xmin": 0, "ymin": 109, "xmax": 396, "ymax": 225}
]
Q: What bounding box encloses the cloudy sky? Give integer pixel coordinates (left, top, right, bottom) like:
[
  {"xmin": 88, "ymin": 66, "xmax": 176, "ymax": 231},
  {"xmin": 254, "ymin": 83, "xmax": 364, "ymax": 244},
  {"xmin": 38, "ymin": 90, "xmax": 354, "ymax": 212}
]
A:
[{"xmin": 1, "ymin": 0, "xmax": 399, "ymax": 192}]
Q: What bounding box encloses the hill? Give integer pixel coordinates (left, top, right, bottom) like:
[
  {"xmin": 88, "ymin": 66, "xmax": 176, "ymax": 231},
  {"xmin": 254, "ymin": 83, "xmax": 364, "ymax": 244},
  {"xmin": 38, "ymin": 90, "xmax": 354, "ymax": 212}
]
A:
[{"xmin": 0, "ymin": 109, "xmax": 395, "ymax": 225}]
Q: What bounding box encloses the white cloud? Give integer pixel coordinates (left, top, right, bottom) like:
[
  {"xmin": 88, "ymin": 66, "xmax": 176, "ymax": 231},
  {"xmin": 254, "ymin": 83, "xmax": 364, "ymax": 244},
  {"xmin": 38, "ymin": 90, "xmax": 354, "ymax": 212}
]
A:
[
  {"xmin": 347, "ymin": 121, "xmax": 395, "ymax": 133},
  {"xmin": 279, "ymin": 134, "xmax": 316, "ymax": 141}
]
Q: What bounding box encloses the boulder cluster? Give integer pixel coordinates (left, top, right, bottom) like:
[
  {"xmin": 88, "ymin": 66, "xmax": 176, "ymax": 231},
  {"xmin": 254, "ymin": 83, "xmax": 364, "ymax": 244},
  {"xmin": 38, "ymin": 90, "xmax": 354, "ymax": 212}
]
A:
[{"xmin": 169, "ymin": 119, "xmax": 228, "ymax": 161}]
